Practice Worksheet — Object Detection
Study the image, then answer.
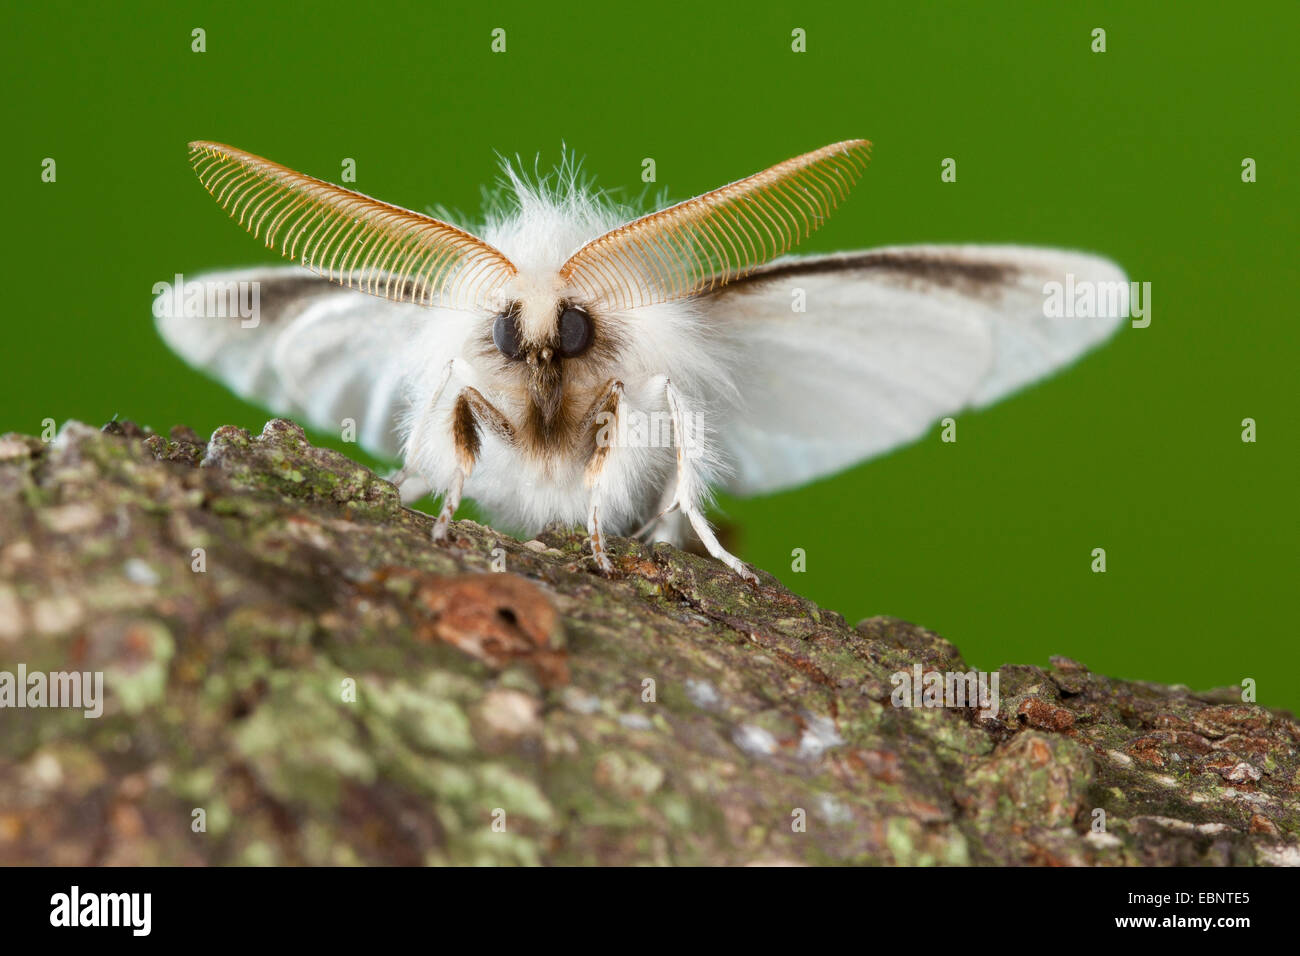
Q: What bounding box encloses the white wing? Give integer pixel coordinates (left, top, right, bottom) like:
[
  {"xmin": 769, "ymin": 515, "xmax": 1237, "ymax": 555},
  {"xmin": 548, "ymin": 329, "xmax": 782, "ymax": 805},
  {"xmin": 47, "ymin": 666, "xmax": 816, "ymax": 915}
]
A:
[
  {"xmin": 705, "ymin": 245, "xmax": 1128, "ymax": 496},
  {"xmin": 154, "ymin": 266, "xmax": 421, "ymax": 458}
]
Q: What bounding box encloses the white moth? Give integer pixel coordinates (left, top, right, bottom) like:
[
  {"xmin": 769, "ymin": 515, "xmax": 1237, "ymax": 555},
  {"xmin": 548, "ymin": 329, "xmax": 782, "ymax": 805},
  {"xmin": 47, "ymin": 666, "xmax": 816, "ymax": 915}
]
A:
[{"xmin": 157, "ymin": 140, "xmax": 1127, "ymax": 583}]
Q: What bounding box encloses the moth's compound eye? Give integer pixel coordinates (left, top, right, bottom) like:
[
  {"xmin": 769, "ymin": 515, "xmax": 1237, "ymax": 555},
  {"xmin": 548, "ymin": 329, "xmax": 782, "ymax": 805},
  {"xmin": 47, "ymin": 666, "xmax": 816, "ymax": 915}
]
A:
[
  {"xmin": 557, "ymin": 306, "xmax": 593, "ymax": 358},
  {"xmin": 492, "ymin": 311, "xmax": 525, "ymax": 360}
]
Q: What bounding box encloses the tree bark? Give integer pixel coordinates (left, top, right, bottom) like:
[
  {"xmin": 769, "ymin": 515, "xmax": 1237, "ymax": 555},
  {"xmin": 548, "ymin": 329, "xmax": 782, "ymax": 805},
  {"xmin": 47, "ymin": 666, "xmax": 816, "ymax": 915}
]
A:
[{"xmin": 0, "ymin": 419, "xmax": 1295, "ymax": 865}]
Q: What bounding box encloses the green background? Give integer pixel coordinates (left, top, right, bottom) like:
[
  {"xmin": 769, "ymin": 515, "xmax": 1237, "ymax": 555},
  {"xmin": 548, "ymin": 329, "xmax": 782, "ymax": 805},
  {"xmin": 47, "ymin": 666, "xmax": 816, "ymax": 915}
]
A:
[{"xmin": 5, "ymin": 2, "xmax": 1296, "ymax": 710}]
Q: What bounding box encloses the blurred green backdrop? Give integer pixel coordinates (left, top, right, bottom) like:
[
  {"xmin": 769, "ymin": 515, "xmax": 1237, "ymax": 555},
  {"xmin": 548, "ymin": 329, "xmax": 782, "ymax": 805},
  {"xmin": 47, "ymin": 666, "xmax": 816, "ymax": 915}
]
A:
[{"xmin": 4, "ymin": 1, "xmax": 1296, "ymax": 710}]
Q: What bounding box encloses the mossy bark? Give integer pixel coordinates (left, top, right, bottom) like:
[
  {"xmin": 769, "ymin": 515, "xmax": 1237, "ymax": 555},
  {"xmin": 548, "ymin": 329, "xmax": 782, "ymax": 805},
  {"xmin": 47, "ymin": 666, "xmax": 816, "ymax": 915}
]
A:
[{"xmin": 0, "ymin": 419, "xmax": 1296, "ymax": 865}]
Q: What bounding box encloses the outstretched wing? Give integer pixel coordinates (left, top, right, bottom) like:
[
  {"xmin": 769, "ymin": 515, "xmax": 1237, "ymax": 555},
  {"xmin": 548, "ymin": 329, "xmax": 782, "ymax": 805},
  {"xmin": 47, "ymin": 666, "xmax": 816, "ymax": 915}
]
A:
[
  {"xmin": 702, "ymin": 245, "xmax": 1129, "ymax": 496},
  {"xmin": 154, "ymin": 266, "xmax": 419, "ymax": 457}
]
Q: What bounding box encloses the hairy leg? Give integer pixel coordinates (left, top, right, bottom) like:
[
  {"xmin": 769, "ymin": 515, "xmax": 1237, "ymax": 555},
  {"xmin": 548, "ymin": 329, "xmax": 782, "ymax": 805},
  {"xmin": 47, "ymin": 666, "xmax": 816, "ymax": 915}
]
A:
[
  {"xmin": 635, "ymin": 481, "xmax": 689, "ymax": 546},
  {"xmin": 431, "ymin": 386, "xmax": 516, "ymax": 542},
  {"xmin": 389, "ymin": 468, "xmax": 431, "ymax": 505},
  {"xmin": 580, "ymin": 378, "xmax": 625, "ymax": 574},
  {"xmin": 398, "ymin": 359, "xmax": 454, "ymax": 506},
  {"xmin": 661, "ymin": 377, "xmax": 758, "ymax": 584}
]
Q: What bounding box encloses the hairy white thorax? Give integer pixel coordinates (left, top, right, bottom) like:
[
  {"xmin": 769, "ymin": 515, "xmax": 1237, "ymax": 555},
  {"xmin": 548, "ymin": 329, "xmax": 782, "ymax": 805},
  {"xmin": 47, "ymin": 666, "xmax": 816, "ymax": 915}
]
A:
[{"xmin": 396, "ymin": 161, "xmax": 736, "ymax": 536}]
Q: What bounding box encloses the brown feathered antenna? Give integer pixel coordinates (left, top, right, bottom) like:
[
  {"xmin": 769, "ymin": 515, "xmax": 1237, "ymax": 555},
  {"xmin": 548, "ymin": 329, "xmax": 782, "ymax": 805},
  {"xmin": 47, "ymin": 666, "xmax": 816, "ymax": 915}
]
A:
[
  {"xmin": 188, "ymin": 142, "xmax": 517, "ymax": 311},
  {"xmin": 560, "ymin": 139, "xmax": 870, "ymax": 312}
]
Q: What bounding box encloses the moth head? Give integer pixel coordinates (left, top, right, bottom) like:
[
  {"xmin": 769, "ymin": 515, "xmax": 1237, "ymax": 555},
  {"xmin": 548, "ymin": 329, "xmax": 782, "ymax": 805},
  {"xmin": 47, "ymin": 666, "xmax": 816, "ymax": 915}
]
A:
[
  {"xmin": 489, "ymin": 231, "xmax": 600, "ymax": 425},
  {"xmin": 490, "ymin": 293, "xmax": 596, "ymax": 424},
  {"xmin": 491, "ymin": 301, "xmax": 594, "ymax": 365}
]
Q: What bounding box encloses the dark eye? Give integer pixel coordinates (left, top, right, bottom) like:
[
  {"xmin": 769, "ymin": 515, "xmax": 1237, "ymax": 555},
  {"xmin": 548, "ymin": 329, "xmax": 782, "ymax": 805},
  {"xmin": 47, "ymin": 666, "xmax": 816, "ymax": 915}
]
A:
[
  {"xmin": 557, "ymin": 306, "xmax": 593, "ymax": 358},
  {"xmin": 492, "ymin": 311, "xmax": 524, "ymax": 360}
]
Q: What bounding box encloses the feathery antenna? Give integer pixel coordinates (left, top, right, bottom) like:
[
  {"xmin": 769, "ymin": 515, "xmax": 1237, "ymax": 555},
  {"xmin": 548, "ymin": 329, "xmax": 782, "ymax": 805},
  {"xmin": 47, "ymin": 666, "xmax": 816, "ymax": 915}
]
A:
[
  {"xmin": 560, "ymin": 140, "xmax": 871, "ymax": 312},
  {"xmin": 188, "ymin": 142, "xmax": 517, "ymax": 311}
]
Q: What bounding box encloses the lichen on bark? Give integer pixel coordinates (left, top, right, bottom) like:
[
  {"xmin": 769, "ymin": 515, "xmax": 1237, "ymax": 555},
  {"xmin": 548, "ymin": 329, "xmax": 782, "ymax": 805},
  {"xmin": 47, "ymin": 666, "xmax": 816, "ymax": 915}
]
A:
[{"xmin": 0, "ymin": 419, "xmax": 1296, "ymax": 865}]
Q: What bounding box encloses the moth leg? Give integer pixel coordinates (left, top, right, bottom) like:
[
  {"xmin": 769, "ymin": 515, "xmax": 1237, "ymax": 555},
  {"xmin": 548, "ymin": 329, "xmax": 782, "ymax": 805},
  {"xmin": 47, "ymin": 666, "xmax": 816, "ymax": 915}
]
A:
[
  {"xmin": 388, "ymin": 467, "xmax": 431, "ymax": 506},
  {"xmin": 632, "ymin": 482, "xmax": 688, "ymax": 546},
  {"xmin": 580, "ymin": 378, "xmax": 625, "ymax": 574},
  {"xmin": 645, "ymin": 509, "xmax": 690, "ymax": 548},
  {"xmin": 431, "ymin": 387, "xmax": 515, "ymax": 542},
  {"xmin": 401, "ymin": 358, "xmax": 455, "ymax": 506},
  {"xmin": 662, "ymin": 378, "xmax": 759, "ymax": 584}
]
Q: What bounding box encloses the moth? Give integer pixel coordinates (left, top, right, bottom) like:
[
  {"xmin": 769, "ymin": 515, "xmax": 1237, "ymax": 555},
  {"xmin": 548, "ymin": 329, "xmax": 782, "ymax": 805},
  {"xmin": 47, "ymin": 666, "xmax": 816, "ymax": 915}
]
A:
[{"xmin": 157, "ymin": 140, "xmax": 1126, "ymax": 583}]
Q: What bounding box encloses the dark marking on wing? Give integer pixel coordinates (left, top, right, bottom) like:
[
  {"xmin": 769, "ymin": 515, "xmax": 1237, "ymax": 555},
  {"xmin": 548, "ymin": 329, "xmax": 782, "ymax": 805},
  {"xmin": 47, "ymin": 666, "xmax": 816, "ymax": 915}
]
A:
[
  {"xmin": 714, "ymin": 251, "xmax": 1019, "ymax": 296},
  {"xmin": 243, "ymin": 275, "xmax": 338, "ymax": 325},
  {"xmin": 250, "ymin": 272, "xmax": 441, "ymax": 328}
]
